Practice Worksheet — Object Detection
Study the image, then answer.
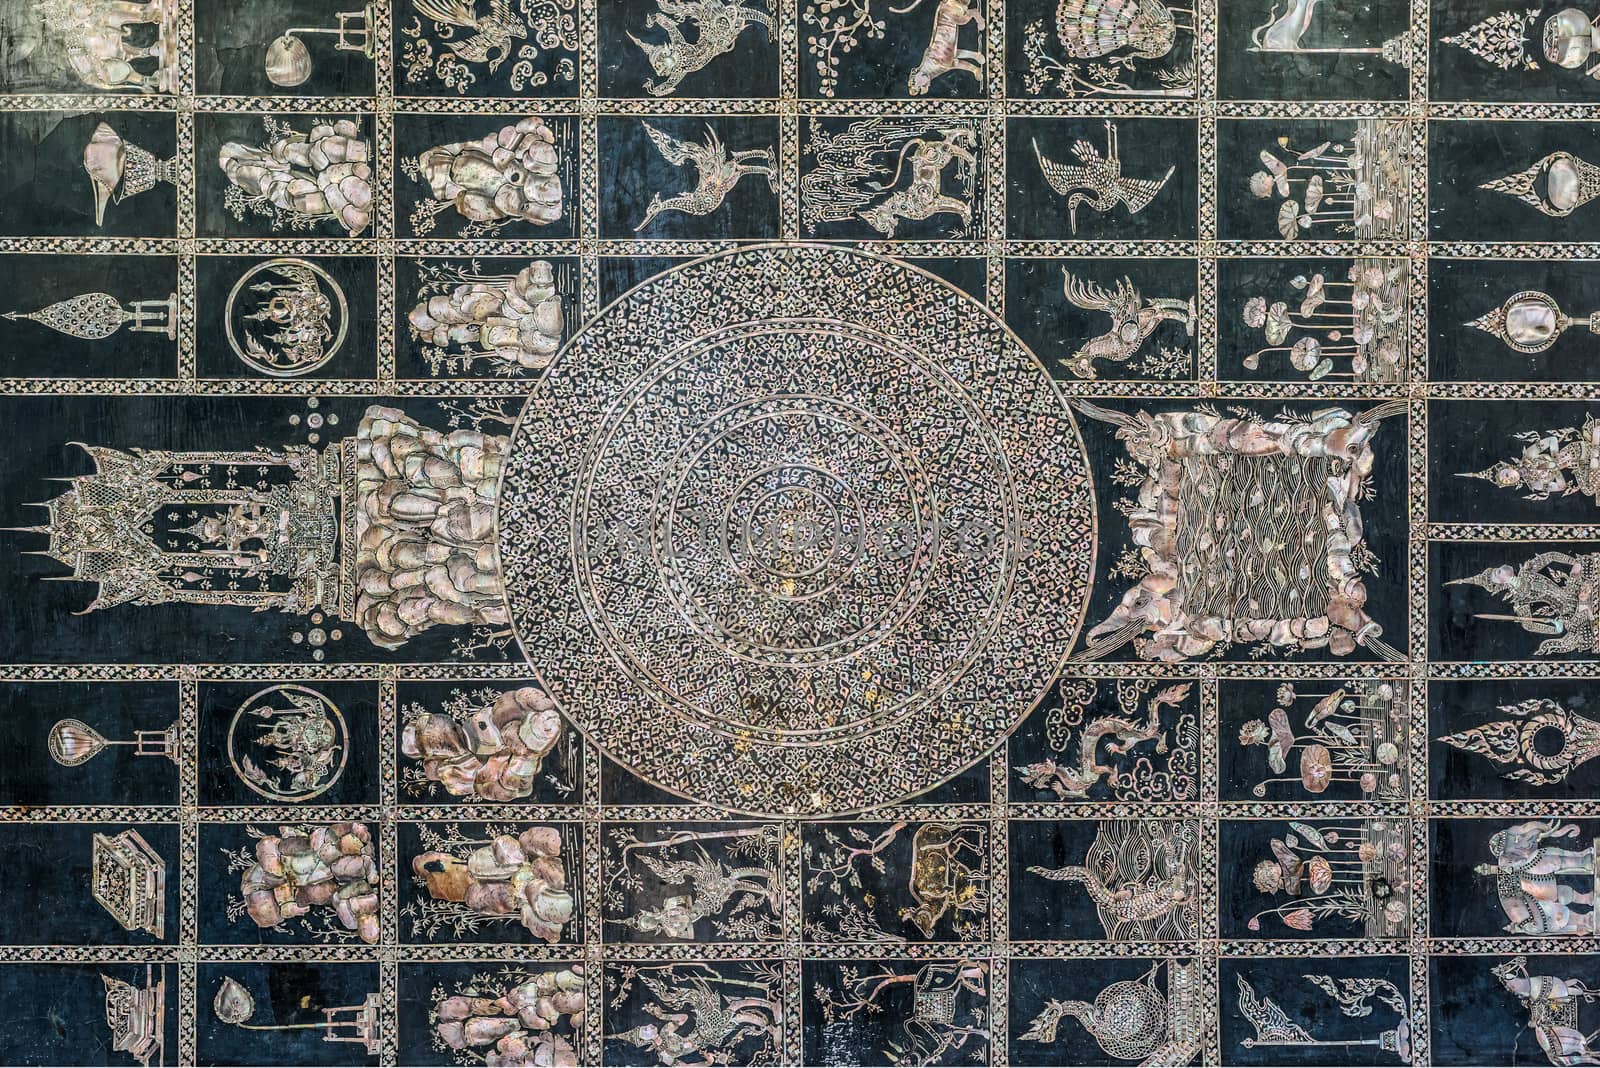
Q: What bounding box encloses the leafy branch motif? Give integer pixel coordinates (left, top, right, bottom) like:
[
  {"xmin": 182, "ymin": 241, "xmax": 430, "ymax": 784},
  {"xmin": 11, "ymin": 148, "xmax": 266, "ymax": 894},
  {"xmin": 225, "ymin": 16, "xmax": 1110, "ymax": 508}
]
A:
[
  {"xmin": 802, "ymin": 0, "xmax": 884, "ymax": 97},
  {"xmin": 806, "ymin": 822, "xmax": 904, "ymax": 893},
  {"xmin": 448, "ymin": 625, "xmax": 515, "ymax": 660},
  {"xmin": 441, "ymin": 396, "xmax": 521, "ymax": 430}
]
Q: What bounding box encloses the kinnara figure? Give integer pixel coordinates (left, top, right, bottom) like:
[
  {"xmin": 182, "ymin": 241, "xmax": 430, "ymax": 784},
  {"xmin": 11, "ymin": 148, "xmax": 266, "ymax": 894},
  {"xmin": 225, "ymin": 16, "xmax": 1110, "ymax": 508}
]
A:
[
  {"xmin": 1476, "ymin": 820, "xmax": 1598, "ymax": 937},
  {"xmin": 1459, "ymin": 417, "xmax": 1600, "ymax": 504}
]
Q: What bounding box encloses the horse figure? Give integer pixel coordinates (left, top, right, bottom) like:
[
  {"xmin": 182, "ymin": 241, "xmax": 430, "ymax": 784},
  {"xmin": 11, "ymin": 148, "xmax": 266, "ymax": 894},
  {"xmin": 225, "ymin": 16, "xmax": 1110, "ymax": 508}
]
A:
[
  {"xmin": 898, "ymin": 961, "xmax": 991, "ymax": 1064},
  {"xmin": 1493, "ymin": 956, "xmax": 1600, "ymax": 1067}
]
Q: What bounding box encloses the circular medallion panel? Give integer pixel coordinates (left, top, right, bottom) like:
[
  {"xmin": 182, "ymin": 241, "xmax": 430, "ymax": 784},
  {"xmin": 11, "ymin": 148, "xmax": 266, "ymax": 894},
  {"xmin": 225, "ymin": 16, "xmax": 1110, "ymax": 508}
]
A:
[
  {"xmin": 226, "ymin": 683, "xmax": 347, "ymax": 802},
  {"xmin": 498, "ymin": 245, "xmax": 1095, "ymax": 815},
  {"xmin": 225, "ymin": 258, "xmax": 347, "ymax": 377}
]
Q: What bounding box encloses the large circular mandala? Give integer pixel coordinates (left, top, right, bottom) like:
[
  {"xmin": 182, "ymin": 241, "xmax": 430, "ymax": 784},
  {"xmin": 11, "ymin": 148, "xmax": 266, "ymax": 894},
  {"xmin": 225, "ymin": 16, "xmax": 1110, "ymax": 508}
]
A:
[{"xmin": 498, "ymin": 245, "xmax": 1096, "ymax": 816}]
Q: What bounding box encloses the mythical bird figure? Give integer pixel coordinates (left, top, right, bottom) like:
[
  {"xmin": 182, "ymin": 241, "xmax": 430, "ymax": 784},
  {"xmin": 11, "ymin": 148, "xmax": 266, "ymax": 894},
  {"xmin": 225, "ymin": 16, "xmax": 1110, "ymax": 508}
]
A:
[
  {"xmin": 1032, "ymin": 120, "xmax": 1174, "ymax": 233},
  {"xmin": 1056, "ymin": 269, "xmax": 1195, "ymax": 379},
  {"xmin": 410, "ymin": 0, "xmax": 528, "ymax": 73},
  {"xmin": 611, "ymin": 971, "xmax": 780, "ymax": 1063},
  {"xmin": 634, "ymin": 121, "xmax": 777, "ymax": 231}
]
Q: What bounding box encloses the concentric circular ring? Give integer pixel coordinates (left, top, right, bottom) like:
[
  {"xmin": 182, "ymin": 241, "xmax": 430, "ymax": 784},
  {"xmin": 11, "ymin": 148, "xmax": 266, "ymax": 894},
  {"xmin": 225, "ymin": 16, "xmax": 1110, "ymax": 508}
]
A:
[{"xmin": 497, "ymin": 245, "xmax": 1096, "ymax": 816}]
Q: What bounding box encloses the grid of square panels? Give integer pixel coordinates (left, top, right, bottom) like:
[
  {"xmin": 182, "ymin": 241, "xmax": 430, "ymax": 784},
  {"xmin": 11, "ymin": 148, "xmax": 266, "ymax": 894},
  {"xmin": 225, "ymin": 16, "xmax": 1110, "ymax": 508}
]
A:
[{"xmin": 0, "ymin": 0, "xmax": 1597, "ymax": 1065}]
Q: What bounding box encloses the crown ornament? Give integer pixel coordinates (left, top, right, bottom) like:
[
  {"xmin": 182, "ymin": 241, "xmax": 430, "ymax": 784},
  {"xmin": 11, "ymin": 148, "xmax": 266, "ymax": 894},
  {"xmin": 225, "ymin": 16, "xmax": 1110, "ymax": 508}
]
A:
[
  {"xmin": 1444, "ymin": 8, "xmax": 1600, "ymax": 77},
  {"xmin": 1481, "ymin": 150, "xmax": 1600, "ymax": 215},
  {"xmin": 1442, "ymin": 9, "xmax": 1542, "ymax": 69}
]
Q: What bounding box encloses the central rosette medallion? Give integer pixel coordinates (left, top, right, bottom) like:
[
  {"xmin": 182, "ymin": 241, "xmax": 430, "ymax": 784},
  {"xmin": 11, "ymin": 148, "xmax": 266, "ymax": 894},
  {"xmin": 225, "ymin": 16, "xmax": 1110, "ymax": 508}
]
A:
[{"xmin": 497, "ymin": 245, "xmax": 1095, "ymax": 815}]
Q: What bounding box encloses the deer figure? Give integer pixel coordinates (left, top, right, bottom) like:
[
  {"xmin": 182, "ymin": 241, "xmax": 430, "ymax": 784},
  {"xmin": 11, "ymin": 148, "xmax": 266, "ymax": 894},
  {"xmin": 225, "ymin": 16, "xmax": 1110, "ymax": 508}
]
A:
[{"xmin": 899, "ymin": 823, "xmax": 986, "ymax": 937}]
